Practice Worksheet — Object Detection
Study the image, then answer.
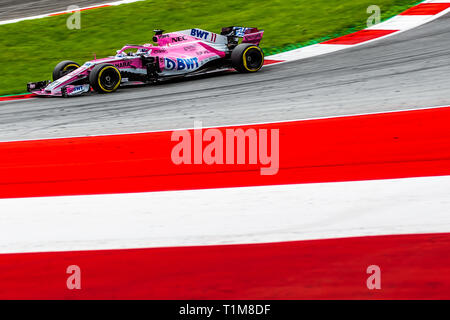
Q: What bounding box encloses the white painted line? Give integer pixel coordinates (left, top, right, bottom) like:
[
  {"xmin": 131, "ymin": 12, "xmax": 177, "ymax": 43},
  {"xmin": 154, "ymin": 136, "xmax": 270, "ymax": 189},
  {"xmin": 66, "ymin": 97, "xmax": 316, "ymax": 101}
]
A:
[{"xmin": 0, "ymin": 0, "xmax": 144, "ymax": 25}]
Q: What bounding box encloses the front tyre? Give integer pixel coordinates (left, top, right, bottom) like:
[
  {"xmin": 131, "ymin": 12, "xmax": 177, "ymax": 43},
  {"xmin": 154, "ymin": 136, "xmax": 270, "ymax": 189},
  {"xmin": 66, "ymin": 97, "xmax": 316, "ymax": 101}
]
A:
[
  {"xmin": 231, "ymin": 43, "xmax": 264, "ymax": 73},
  {"xmin": 53, "ymin": 60, "xmax": 80, "ymax": 81},
  {"xmin": 89, "ymin": 64, "xmax": 122, "ymax": 93}
]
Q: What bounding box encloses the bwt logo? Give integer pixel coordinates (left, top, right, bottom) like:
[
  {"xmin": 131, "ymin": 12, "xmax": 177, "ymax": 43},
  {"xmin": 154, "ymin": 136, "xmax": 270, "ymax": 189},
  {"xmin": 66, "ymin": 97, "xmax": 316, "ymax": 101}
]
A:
[
  {"xmin": 171, "ymin": 121, "xmax": 280, "ymax": 176},
  {"xmin": 165, "ymin": 58, "xmax": 199, "ymax": 71},
  {"xmin": 191, "ymin": 29, "xmax": 210, "ymax": 40},
  {"xmin": 73, "ymin": 85, "xmax": 84, "ymax": 93}
]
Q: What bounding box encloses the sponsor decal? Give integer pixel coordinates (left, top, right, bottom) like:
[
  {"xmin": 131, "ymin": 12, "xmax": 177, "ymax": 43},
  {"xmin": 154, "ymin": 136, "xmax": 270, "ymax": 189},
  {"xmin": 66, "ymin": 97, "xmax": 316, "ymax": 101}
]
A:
[
  {"xmin": 165, "ymin": 58, "xmax": 176, "ymax": 70},
  {"xmin": 191, "ymin": 29, "xmax": 209, "ymax": 40},
  {"xmin": 233, "ymin": 27, "xmax": 247, "ymax": 37},
  {"xmin": 165, "ymin": 57, "xmax": 199, "ymax": 71},
  {"xmin": 191, "ymin": 28, "xmax": 219, "ymax": 42},
  {"xmin": 244, "ymin": 33, "xmax": 263, "ymax": 42},
  {"xmin": 114, "ymin": 61, "xmax": 132, "ymax": 68},
  {"xmin": 196, "ymin": 50, "xmax": 210, "ymax": 56},
  {"xmin": 72, "ymin": 85, "xmax": 85, "ymax": 93},
  {"xmin": 172, "ymin": 35, "xmax": 188, "ymax": 43},
  {"xmin": 184, "ymin": 45, "xmax": 197, "ymax": 51},
  {"xmin": 68, "ymin": 84, "xmax": 90, "ymax": 95},
  {"xmin": 152, "ymin": 49, "xmax": 167, "ymax": 54}
]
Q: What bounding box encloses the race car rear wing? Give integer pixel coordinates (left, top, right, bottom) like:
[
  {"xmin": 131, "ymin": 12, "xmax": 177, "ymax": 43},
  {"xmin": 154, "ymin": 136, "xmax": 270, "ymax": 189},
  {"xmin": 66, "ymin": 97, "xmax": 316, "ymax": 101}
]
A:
[{"xmin": 220, "ymin": 26, "xmax": 264, "ymax": 45}]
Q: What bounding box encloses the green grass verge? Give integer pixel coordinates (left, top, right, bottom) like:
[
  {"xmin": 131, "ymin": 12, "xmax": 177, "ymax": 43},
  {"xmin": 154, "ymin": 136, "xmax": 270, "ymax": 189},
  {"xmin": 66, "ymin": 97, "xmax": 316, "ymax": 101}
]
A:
[{"xmin": 0, "ymin": 0, "xmax": 421, "ymax": 96}]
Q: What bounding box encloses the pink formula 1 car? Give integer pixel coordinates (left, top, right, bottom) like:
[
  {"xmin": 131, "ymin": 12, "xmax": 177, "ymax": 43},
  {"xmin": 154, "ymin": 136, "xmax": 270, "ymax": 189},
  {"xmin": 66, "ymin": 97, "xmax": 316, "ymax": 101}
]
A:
[{"xmin": 27, "ymin": 27, "xmax": 265, "ymax": 97}]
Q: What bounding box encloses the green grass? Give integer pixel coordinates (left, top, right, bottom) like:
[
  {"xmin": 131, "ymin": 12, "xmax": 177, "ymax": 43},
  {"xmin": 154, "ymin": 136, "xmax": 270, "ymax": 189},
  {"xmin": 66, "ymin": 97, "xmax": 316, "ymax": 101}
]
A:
[{"xmin": 0, "ymin": 0, "xmax": 421, "ymax": 96}]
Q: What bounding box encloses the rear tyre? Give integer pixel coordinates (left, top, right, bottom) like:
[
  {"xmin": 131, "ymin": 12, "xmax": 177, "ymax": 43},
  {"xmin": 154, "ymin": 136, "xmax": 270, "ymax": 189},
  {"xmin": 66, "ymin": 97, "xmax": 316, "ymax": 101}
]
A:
[
  {"xmin": 53, "ymin": 60, "xmax": 80, "ymax": 81},
  {"xmin": 89, "ymin": 64, "xmax": 122, "ymax": 93},
  {"xmin": 231, "ymin": 43, "xmax": 264, "ymax": 73}
]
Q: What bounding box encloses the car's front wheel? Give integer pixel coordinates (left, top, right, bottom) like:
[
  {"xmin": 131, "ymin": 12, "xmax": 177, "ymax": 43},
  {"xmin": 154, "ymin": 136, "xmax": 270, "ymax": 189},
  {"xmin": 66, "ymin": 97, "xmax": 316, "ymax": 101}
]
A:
[
  {"xmin": 89, "ymin": 64, "xmax": 122, "ymax": 93},
  {"xmin": 53, "ymin": 60, "xmax": 80, "ymax": 81},
  {"xmin": 231, "ymin": 43, "xmax": 264, "ymax": 73}
]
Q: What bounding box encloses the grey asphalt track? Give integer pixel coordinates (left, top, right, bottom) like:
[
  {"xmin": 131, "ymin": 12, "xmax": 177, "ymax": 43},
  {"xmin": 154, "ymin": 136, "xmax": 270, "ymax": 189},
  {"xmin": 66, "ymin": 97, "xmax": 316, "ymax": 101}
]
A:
[
  {"xmin": 1, "ymin": 13, "xmax": 449, "ymax": 141},
  {"xmin": 0, "ymin": 0, "xmax": 112, "ymax": 20}
]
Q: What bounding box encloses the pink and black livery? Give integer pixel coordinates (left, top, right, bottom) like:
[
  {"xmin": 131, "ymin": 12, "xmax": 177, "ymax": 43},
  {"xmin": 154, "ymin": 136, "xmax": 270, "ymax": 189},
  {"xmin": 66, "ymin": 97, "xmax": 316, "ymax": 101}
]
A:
[{"xmin": 27, "ymin": 27, "xmax": 265, "ymax": 97}]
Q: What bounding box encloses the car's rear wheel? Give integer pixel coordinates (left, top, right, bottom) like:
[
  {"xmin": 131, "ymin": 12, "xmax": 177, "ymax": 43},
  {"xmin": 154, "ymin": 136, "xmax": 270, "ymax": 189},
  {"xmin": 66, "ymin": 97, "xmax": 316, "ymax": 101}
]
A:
[
  {"xmin": 53, "ymin": 60, "xmax": 80, "ymax": 81},
  {"xmin": 231, "ymin": 43, "xmax": 264, "ymax": 73},
  {"xmin": 89, "ymin": 64, "xmax": 122, "ymax": 93}
]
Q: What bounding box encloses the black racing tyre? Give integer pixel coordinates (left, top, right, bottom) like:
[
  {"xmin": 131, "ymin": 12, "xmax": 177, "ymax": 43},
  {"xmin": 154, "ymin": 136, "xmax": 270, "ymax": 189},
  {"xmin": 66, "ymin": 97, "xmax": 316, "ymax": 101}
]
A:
[
  {"xmin": 52, "ymin": 60, "xmax": 80, "ymax": 81},
  {"xmin": 89, "ymin": 64, "xmax": 122, "ymax": 93},
  {"xmin": 231, "ymin": 43, "xmax": 264, "ymax": 73}
]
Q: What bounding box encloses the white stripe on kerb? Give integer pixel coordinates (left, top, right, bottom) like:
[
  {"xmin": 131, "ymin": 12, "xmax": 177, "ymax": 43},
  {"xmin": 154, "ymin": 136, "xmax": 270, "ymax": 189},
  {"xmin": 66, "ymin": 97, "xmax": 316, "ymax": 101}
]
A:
[{"xmin": 1, "ymin": 175, "xmax": 449, "ymax": 254}]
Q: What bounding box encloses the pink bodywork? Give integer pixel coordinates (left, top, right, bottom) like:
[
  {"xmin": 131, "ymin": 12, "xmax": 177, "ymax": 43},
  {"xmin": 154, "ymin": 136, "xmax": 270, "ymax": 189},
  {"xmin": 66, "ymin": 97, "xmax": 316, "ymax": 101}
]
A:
[{"xmin": 32, "ymin": 28, "xmax": 263, "ymax": 96}]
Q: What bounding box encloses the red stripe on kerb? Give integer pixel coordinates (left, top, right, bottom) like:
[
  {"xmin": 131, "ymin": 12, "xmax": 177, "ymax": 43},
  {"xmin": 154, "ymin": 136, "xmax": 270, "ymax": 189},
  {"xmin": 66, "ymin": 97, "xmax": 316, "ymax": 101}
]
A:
[
  {"xmin": 1, "ymin": 233, "xmax": 450, "ymax": 299},
  {"xmin": 48, "ymin": 4, "xmax": 111, "ymax": 16},
  {"xmin": 1, "ymin": 106, "xmax": 450, "ymax": 199},
  {"xmin": 0, "ymin": 94, "xmax": 36, "ymax": 102},
  {"xmin": 400, "ymin": 3, "xmax": 450, "ymax": 15},
  {"xmin": 263, "ymin": 59, "xmax": 284, "ymax": 65},
  {"xmin": 322, "ymin": 29, "xmax": 398, "ymax": 45}
]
